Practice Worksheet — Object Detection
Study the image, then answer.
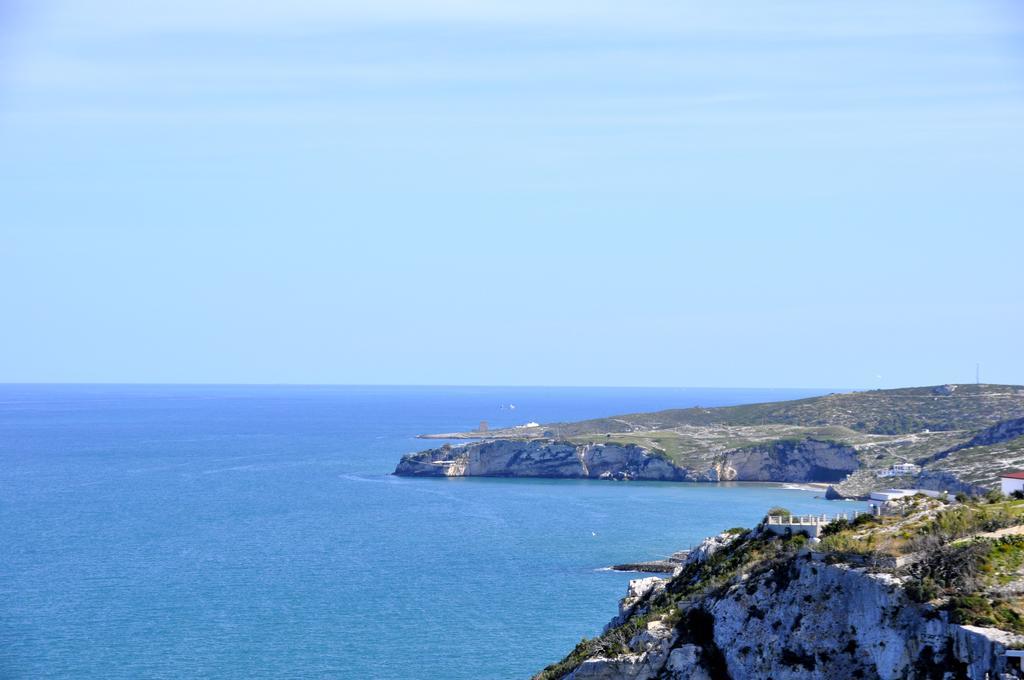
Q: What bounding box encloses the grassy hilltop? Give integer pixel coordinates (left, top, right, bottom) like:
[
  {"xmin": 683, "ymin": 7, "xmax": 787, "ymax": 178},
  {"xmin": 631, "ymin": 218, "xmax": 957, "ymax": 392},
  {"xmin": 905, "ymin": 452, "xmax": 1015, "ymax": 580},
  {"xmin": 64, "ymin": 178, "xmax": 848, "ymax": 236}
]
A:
[
  {"xmin": 545, "ymin": 384, "xmax": 1024, "ymax": 437},
  {"xmin": 425, "ymin": 384, "xmax": 1024, "ymax": 491}
]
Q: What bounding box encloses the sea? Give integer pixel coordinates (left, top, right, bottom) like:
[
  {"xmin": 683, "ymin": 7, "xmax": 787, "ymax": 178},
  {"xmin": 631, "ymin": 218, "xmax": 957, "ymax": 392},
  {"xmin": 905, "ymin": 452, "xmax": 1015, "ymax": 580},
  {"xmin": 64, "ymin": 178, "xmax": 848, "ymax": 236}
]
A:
[{"xmin": 0, "ymin": 384, "xmax": 866, "ymax": 679}]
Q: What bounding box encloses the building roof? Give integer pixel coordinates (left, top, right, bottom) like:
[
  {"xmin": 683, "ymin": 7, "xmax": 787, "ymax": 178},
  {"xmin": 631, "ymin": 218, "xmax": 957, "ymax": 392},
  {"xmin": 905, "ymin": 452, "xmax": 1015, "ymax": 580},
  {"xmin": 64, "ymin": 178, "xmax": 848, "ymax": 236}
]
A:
[{"xmin": 1001, "ymin": 471, "xmax": 1024, "ymax": 480}]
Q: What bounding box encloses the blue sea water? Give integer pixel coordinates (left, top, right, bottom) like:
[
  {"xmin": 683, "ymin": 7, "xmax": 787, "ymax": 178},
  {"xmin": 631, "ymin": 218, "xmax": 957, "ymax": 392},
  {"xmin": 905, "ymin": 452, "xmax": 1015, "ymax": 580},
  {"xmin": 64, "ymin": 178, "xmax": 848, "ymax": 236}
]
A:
[{"xmin": 0, "ymin": 384, "xmax": 865, "ymax": 679}]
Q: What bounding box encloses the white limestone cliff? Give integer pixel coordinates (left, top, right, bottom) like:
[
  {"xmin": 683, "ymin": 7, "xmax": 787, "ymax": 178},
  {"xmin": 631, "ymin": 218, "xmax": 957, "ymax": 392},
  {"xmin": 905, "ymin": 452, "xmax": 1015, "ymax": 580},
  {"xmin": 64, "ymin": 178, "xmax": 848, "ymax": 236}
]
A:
[
  {"xmin": 394, "ymin": 439, "xmax": 859, "ymax": 484},
  {"xmin": 556, "ymin": 547, "xmax": 1024, "ymax": 680}
]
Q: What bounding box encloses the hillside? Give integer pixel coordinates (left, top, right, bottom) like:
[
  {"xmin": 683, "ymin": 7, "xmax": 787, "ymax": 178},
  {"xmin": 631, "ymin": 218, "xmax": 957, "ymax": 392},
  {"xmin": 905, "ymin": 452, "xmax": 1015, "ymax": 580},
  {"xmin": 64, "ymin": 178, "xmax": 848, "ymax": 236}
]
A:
[
  {"xmin": 401, "ymin": 385, "xmax": 1024, "ymax": 494},
  {"xmin": 530, "ymin": 384, "xmax": 1024, "ymax": 438},
  {"xmin": 537, "ymin": 495, "xmax": 1024, "ymax": 679}
]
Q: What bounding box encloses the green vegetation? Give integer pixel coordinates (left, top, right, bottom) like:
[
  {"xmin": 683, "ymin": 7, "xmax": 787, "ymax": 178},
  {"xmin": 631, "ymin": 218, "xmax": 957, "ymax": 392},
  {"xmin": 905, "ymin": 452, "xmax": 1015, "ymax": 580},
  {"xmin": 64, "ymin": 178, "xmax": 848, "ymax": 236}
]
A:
[
  {"xmin": 926, "ymin": 433, "xmax": 1024, "ymax": 487},
  {"xmin": 982, "ymin": 536, "xmax": 1024, "ymax": 584},
  {"xmin": 539, "ymin": 499, "xmax": 1024, "ymax": 678},
  {"xmin": 819, "ymin": 512, "xmax": 879, "ymax": 539},
  {"xmin": 947, "ymin": 595, "xmax": 1024, "ymax": 632},
  {"xmin": 809, "ymin": 495, "xmax": 1024, "ymax": 558},
  {"xmin": 534, "ymin": 526, "xmax": 808, "ymax": 679},
  {"xmin": 904, "ymin": 535, "xmax": 1024, "ymax": 633},
  {"xmin": 567, "ymin": 426, "xmax": 865, "ymax": 469},
  {"xmin": 808, "ymin": 497, "xmax": 1024, "ymax": 634},
  {"xmin": 536, "ymin": 634, "xmax": 622, "ymax": 680},
  {"xmin": 550, "ymin": 385, "xmax": 1024, "ymax": 437},
  {"xmin": 907, "ymin": 501, "xmax": 1024, "ymax": 552},
  {"xmin": 441, "ymin": 385, "xmax": 1024, "ymax": 492}
]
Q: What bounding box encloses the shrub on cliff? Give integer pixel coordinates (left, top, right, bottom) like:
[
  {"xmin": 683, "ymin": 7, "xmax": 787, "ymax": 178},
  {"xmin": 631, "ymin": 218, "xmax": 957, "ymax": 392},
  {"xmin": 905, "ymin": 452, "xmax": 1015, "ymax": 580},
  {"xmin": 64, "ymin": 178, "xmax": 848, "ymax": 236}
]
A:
[
  {"xmin": 904, "ymin": 577, "xmax": 939, "ymax": 603},
  {"xmin": 903, "ymin": 535, "xmax": 1024, "ymax": 632},
  {"xmin": 818, "ymin": 532, "xmax": 873, "ymax": 555},
  {"xmin": 986, "ymin": 489, "xmax": 1005, "ymax": 503},
  {"xmin": 908, "ymin": 539, "xmax": 990, "ymax": 595},
  {"xmin": 947, "ymin": 595, "xmax": 1024, "ymax": 632},
  {"xmin": 852, "ymin": 513, "xmax": 879, "ymax": 528},
  {"xmin": 820, "ymin": 518, "xmax": 851, "ymax": 537}
]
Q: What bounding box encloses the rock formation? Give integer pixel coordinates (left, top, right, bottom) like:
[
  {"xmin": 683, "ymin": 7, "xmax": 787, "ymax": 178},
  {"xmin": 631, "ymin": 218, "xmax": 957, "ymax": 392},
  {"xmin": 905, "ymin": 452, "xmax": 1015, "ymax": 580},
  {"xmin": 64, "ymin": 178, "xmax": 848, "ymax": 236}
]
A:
[
  {"xmin": 394, "ymin": 438, "xmax": 860, "ymax": 484},
  {"xmin": 537, "ymin": 528, "xmax": 1024, "ymax": 680}
]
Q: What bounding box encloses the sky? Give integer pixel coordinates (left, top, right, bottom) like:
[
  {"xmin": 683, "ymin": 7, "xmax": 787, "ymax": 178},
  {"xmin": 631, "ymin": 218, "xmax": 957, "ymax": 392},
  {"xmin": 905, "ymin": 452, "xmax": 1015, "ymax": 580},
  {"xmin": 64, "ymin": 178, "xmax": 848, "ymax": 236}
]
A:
[{"xmin": 0, "ymin": 1, "xmax": 1022, "ymax": 388}]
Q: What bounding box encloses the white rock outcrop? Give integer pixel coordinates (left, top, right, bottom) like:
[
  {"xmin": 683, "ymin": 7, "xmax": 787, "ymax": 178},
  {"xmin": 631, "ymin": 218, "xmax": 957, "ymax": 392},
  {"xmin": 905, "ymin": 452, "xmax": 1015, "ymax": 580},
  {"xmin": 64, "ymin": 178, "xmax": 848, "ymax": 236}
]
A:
[
  {"xmin": 677, "ymin": 532, "xmax": 740, "ymax": 572},
  {"xmin": 395, "ymin": 439, "xmax": 859, "ymax": 483},
  {"xmin": 605, "ymin": 578, "xmax": 667, "ymax": 631},
  {"xmin": 561, "ymin": 553, "xmax": 1024, "ymax": 679}
]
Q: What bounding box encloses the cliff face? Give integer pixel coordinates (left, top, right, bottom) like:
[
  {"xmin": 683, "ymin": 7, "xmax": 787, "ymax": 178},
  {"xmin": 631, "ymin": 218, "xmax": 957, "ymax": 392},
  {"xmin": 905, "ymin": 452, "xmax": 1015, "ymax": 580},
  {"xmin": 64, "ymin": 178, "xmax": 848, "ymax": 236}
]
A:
[
  {"xmin": 542, "ymin": 532, "xmax": 1024, "ymax": 680},
  {"xmin": 414, "ymin": 385, "xmax": 1024, "ymax": 498},
  {"xmin": 565, "ymin": 560, "xmax": 1020, "ymax": 679},
  {"xmin": 708, "ymin": 560, "xmax": 1012, "ymax": 679},
  {"xmin": 721, "ymin": 440, "xmax": 859, "ymax": 483},
  {"xmin": 394, "ymin": 440, "xmax": 688, "ymax": 480},
  {"xmin": 394, "ymin": 438, "xmax": 859, "ymax": 483}
]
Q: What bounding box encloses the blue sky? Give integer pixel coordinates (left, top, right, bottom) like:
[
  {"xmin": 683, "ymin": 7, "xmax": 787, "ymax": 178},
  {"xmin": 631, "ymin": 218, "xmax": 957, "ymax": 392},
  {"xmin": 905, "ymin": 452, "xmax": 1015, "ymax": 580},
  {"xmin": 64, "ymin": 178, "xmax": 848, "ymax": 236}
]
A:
[{"xmin": 1, "ymin": 1, "xmax": 1022, "ymax": 387}]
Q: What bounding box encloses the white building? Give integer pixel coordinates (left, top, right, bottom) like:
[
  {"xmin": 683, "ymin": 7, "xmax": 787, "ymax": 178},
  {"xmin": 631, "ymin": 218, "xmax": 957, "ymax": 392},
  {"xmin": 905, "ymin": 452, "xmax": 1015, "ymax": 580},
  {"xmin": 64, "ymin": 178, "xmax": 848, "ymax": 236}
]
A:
[
  {"xmin": 869, "ymin": 489, "xmax": 916, "ymax": 502},
  {"xmin": 879, "ymin": 463, "xmax": 921, "ymax": 478},
  {"xmin": 868, "ymin": 488, "xmax": 946, "ymax": 502},
  {"xmin": 1000, "ymin": 472, "xmax": 1024, "ymax": 496},
  {"xmin": 763, "ymin": 513, "xmax": 869, "ymax": 539}
]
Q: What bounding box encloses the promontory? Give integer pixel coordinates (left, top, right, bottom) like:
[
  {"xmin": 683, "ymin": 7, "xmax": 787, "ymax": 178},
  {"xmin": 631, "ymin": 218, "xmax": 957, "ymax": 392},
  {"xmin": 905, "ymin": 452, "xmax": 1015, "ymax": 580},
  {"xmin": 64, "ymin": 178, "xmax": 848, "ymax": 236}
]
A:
[{"xmin": 394, "ymin": 384, "xmax": 1024, "ymax": 498}]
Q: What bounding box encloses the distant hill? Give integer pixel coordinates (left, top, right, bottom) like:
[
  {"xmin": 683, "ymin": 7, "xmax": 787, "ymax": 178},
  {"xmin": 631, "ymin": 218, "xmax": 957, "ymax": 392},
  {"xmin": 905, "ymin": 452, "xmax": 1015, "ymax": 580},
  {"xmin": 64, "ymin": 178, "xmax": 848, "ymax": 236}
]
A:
[
  {"xmin": 541, "ymin": 384, "xmax": 1024, "ymax": 437},
  {"xmin": 406, "ymin": 384, "xmax": 1024, "ymax": 494}
]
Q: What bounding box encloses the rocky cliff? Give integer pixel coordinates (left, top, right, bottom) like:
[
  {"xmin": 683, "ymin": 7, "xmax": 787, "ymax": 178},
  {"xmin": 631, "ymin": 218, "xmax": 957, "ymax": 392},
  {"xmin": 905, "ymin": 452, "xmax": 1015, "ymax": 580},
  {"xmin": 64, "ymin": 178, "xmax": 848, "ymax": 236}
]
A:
[
  {"xmin": 537, "ymin": 527, "xmax": 1024, "ymax": 680},
  {"xmin": 394, "ymin": 440, "xmax": 688, "ymax": 480},
  {"xmin": 413, "ymin": 385, "xmax": 1024, "ymax": 498},
  {"xmin": 394, "ymin": 438, "xmax": 859, "ymax": 483},
  {"xmin": 721, "ymin": 439, "xmax": 859, "ymax": 483}
]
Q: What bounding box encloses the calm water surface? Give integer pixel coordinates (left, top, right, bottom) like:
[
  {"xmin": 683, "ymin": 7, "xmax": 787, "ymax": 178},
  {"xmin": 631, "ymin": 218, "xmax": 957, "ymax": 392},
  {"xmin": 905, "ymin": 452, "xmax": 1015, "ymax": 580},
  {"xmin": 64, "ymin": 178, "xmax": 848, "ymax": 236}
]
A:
[{"xmin": 0, "ymin": 385, "xmax": 864, "ymax": 679}]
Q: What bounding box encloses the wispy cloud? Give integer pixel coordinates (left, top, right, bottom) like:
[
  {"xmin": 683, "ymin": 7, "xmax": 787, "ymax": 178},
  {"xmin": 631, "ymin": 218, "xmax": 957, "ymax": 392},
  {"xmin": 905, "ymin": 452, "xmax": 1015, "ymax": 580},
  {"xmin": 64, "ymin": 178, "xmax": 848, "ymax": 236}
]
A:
[
  {"xmin": 23, "ymin": 0, "xmax": 1024, "ymax": 39},
  {"xmin": 3, "ymin": 1, "xmax": 1022, "ymax": 155}
]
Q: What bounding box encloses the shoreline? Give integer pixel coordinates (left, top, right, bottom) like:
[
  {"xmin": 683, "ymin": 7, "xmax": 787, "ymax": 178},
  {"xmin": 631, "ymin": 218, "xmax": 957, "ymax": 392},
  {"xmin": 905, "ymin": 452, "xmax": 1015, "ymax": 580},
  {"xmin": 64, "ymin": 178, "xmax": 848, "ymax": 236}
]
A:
[
  {"xmin": 394, "ymin": 473, "xmax": 843, "ymax": 494},
  {"xmin": 606, "ymin": 551, "xmax": 689, "ymax": 574},
  {"xmin": 777, "ymin": 481, "xmax": 831, "ymax": 492}
]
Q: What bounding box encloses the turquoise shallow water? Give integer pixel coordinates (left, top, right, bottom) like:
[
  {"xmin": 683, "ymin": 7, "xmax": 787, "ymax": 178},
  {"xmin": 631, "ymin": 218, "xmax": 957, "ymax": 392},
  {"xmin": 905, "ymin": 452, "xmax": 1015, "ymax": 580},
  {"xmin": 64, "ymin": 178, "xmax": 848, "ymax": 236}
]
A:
[{"xmin": 0, "ymin": 385, "xmax": 864, "ymax": 679}]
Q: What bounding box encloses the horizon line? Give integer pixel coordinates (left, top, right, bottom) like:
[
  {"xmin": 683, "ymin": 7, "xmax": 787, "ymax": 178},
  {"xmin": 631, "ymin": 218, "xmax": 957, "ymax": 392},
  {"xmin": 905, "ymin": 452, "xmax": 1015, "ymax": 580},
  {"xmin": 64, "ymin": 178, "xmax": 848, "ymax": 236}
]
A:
[{"xmin": 0, "ymin": 381, "xmax": 1014, "ymax": 390}]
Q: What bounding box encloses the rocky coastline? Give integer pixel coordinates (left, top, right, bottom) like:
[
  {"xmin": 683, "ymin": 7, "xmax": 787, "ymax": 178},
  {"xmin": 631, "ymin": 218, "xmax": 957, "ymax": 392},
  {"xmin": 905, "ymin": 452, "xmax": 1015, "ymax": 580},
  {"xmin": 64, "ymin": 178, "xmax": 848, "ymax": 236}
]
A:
[
  {"xmin": 536, "ymin": 501, "xmax": 1024, "ymax": 680},
  {"xmin": 610, "ymin": 550, "xmax": 691, "ymax": 574},
  {"xmin": 391, "ymin": 386, "xmax": 1024, "ymax": 678},
  {"xmin": 394, "ymin": 438, "xmax": 861, "ymax": 484},
  {"xmin": 395, "ymin": 385, "xmax": 1024, "ymax": 497}
]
